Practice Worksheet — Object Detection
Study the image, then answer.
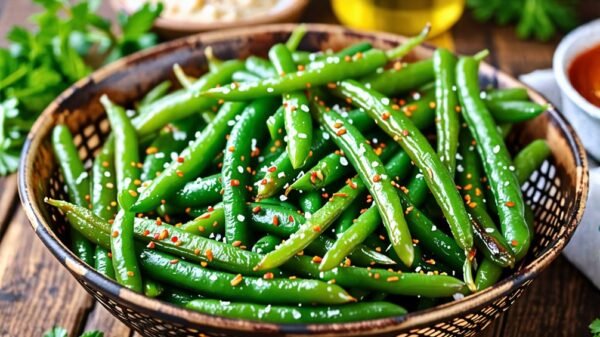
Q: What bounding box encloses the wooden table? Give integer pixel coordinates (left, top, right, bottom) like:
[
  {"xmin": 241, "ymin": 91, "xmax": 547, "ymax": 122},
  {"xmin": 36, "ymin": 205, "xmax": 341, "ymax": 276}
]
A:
[{"xmin": 0, "ymin": 1, "xmax": 599, "ymax": 336}]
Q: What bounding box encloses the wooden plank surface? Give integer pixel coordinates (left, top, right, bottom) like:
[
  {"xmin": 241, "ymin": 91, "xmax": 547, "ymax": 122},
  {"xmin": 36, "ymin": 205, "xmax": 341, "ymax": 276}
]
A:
[{"xmin": 0, "ymin": 1, "xmax": 599, "ymax": 337}]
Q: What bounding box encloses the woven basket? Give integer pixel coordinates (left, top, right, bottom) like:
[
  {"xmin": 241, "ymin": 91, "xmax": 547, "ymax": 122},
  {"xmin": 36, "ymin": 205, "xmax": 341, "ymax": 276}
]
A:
[{"xmin": 18, "ymin": 24, "xmax": 588, "ymax": 337}]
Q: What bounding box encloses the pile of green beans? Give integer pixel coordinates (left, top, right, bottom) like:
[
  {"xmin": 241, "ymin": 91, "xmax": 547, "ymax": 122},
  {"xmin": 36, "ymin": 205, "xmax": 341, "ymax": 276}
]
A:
[{"xmin": 48, "ymin": 25, "xmax": 551, "ymax": 324}]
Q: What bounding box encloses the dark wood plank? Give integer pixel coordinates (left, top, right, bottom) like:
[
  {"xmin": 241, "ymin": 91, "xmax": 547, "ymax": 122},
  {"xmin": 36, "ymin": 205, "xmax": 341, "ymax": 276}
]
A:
[
  {"xmin": 0, "ymin": 176, "xmax": 18, "ymax": 237},
  {"xmin": 0, "ymin": 208, "xmax": 94, "ymax": 336},
  {"xmin": 501, "ymin": 256, "xmax": 600, "ymax": 337}
]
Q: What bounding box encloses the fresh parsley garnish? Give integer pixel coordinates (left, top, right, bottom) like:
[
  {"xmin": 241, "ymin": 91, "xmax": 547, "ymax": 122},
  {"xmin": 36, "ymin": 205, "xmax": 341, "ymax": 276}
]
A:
[
  {"xmin": 0, "ymin": 0, "xmax": 162, "ymax": 176},
  {"xmin": 591, "ymin": 318, "xmax": 600, "ymax": 337},
  {"xmin": 467, "ymin": 0, "xmax": 579, "ymax": 41}
]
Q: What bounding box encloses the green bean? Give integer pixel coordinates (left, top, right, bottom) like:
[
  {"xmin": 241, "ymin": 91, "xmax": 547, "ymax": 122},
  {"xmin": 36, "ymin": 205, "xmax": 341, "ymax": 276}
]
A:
[
  {"xmin": 138, "ymin": 80, "xmax": 171, "ymax": 109},
  {"xmin": 298, "ymin": 191, "xmax": 323, "ymax": 214},
  {"xmin": 141, "ymin": 116, "xmax": 201, "ymax": 182},
  {"xmin": 252, "ymin": 235, "xmax": 281, "ymax": 254},
  {"xmin": 101, "ymin": 96, "xmax": 143, "ymax": 292},
  {"xmin": 456, "ymin": 57, "xmax": 530, "ymax": 261},
  {"xmin": 514, "ymin": 140, "xmax": 551, "ymax": 183},
  {"xmin": 269, "ymin": 43, "xmax": 313, "ymax": 168},
  {"xmin": 232, "ymin": 70, "xmax": 262, "ymax": 83},
  {"xmin": 287, "ymin": 255, "xmax": 466, "ymax": 298},
  {"xmin": 140, "ymin": 249, "xmax": 355, "ymax": 305},
  {"xmin": 486, "ymin": 100, "xmax": 546, "ymax": 123},
  {"xmin": 316, "ymin": 106, "xmax": 413, "ymax": 266},
  {"xmin": 133, "ymin": 60, "xmax": 244, "ymax": 136},
  {"xmin": 51, "ymin": 124, "xmax": 94, "ymax": 265},
  {"xmin": 334, "ymin": 80, "xmax": 473, "ymax": 253},
  {"xmin": 94, "ymin": 246, "xmax": 114, "ymax": 279},
  {"xmin": 171, "ymin": 174, "xmax": 222, "ymax": 208},
  {"xmin": 485, "ymin": 88, "xmax": 529, "ymax": 102},
  {"xmin": 132, "ymin": 101, "xmax": 247, "ymax": 212},
  {"xmin": 46, "ymin": 199, "xmax": 270, "ymax": 276},
  {"xmin": 361, "ymin": 59, "xmax": 434, "ymax": 97},
  {"xmin": 144, "ymin": 280, "xmax": 164, "ymax": 298},
  {"xmin": 320, "ymin": 151, "xmax": 413, "ymax": 271},
  {"xmin": 433, "ymin": 48, "xmax": 460, "ymax": 175},
  {"xmin": 457, "ymin": 128, "xmax": 515, "ymax": 268},
  {"xmin": 186, "ymin": 299, "xmax": 406, "ymax": 323},
  {"xmin": 180, "ymin": 204, "xmax": 225, "ymax": 238},
  {"xmin": 222, "ymin": 98, "xmax": 277, "ymax": 246}
]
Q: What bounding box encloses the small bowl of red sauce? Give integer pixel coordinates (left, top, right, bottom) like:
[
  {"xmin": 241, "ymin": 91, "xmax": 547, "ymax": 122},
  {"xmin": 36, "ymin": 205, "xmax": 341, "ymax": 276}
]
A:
[{"xmin": 554, "ymin": 19, "xmax": 600, "ymax": 159}]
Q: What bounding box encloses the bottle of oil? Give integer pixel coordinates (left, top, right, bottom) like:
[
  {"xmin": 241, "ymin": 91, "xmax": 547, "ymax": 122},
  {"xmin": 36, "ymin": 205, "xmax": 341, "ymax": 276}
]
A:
[{"xmin": 331, "ymin": 0, "xmax": 465, "ymax": 37}]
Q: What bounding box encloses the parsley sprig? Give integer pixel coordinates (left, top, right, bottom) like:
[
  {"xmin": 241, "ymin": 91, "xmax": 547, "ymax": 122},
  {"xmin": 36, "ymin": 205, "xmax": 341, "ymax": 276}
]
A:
[
  {"xmin": 43, "ymin": 326, "xmax": 102, "ymax": 337},
  {"xmin": 467, "ymin": 0, "xmax": 579, "ymax": 41},
  {"xmin": 0, "ymin": 0, "xmax": 162, "ymax": 176}
]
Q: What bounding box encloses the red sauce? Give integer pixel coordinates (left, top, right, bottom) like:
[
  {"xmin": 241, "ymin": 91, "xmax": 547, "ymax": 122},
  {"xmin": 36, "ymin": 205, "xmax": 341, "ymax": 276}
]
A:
[{"xmin": 568, "ymin": 43, "xmax": 600, "ymax": 107}]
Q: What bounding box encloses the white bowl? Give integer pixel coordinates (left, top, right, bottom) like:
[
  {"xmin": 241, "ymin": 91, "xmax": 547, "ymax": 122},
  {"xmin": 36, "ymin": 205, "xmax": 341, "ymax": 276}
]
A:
[{"xmin": 554, "ymin": 19, "xmax": 600, "ymax": 160}]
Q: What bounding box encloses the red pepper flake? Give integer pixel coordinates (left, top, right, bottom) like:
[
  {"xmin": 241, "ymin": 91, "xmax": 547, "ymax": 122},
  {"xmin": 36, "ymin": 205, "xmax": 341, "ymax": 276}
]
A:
[
  {"xmin": 111, "ymin": 230, "xmax": 119, "ymax": 238},
  {"xmin": 267, "ymin": 166, "xmax": 277, "ymax": 173},
  {"xmin": 312, "ymin": 256, "xmax": 322, "ymax": 263},
  {"xmin": 177, "ymin": 157, "xmax": 185, "ymax": 163},
  {"xmin": 429, "ymin": 101, "xmax": 437, "ymax": 109},
  {"xmin": 158, "ymin": 229, "xmax": 169, "ymax": 240},
  {"xmin": 228, "ymin": 146, "xmax": 235, "ymax": 152},
  {"xmin": 198, "ymin": 226, "xmax": 205, "ymax": 233},
  {"xmin": 161, "ymin": 199, "xmax": 166, "ymax": 205},
  {"xmin": 505, "ymin": 201, "xmax": 515, "ymax": 207},
  {"xmin": 297, "ymin": 64, "xmax": 305, "ymax": 71},
  {"xmin": 206, "ymin": 249, "xmax": 214, "ymax": 262},
  {"xmin": 176, "ymin": 170, "xmax": 184, "ymax": 177},
  {"xmin": 344, "ymin": 55, "xmax": 352, "ymax": 62},
  {"xmin": 455, "ymin": 106, "xmax": 462, "ymax": 113},
  {"xmin": 128, "ymin": 190, "xmax": 138, "ymax": 197},
  {"xmin": 321, "ymin": 192, "xmax": 329, "ymax": 198},
  {"xmin": 273, "ymin": 215, "xmax": 280, "ymax": 226},
  {"xmin": 142, "ymin": 229, "xmax": 150, "ymax": 236},
  {"xmin": 333, "ymin": 121, "xmax": 344, "ymax": 128},
  {"xmin": 263, "ymin": 272, "xmax": 274, "ymax": 280},
  {"xmin": 464, "ymin": 184, "xmax": 473, "ymax": 191},
  {"xmin": 475, "ymin": 188, "xmax": 482, "ymax": 196},
  {"xmin": 511, "ymin": 240, "xmax": 519, "ymax": 247},
  {"xmin": 232, "ymin": 240, "xmax": 242, "ymax": 247},
  {"xmin": 372, "ymin": 174, "xmax": 381, "ymax": 183},
  {"xmin": 252, "ymin": 205, "xmax": 262, "ymax": 213},
  {"xmin": 156, "ymin": 217, "xmax": 163, "ymax": 226},
  {"xmin": 346, "ymin": 179, "xmax": 358, "ymax": 189},
  {"xmin": 373, "ymin": 273, "xmax": 381, "ymax": 279},
  {"xmin": 197, "ymin": 212, "xmax": 211, "ymax": 220},
  {"xmin": 382, "ymin": 111, "xmax": 390, "ymax": 120},
  {"xmin": 127, "ymin": 271, "xmax": 135, "ymax": 277},
  {"xmin": 146, "ymin": 242, "xmax": 155, "ymax": 249},
  {"xmin": 288, "ymin": 215, "xmax": 294, "ymax": 222},
  {"xmin": 468, "ymin": 202, "xmax": 478, "ymax": 209},
  {"xmin": 200, "ymin": 261, "xmax": 208, "ymax": 267},
  {"xmin": 194, "ymin": 248, "xmax": 201, "ymax": 255},
  {"xmin": 101, "ymin": 161, "xmax": 110, "ymax": 168},
  {"xmin": 260, "ymin": 178, "xmax": 268, "ymax": 185},
  {"xmin": 468, "ymin": 249, "xmax": 477, "ymax": 262},
  {"xmin": 312, "ymin": 225, "xmax": 321, "ymax": 232},
  {"xmin": 344, "ymin": 258, "xmax": 352, "ymax": 267},
  {"xmin": 171, "ymin": 236, "xmax": 179, "ymax": 243},
  {"xmin": 402, "ymin": 129, "xmax": 409, "ymax": 137},
  {"xmin": 170, "ymin": 259, "xmax": 179, "ymax": 264},
  {"xmin": 336, "ymin": 128, "xmax": 347, "ymax": 136},
  {"xmin": 393, "ymin": 62, "xmax": 402, "ymax": 70},
  {"xmin": 327, "ymin": 82, "xmax": 337, "ymax": 89},
  {"xmin": 332, "ymin": 192, "xmax": 348, "ymax": 198},
  {"xmin": 230, "ymin": 179, "xmax": 240, "ymax": 187}
]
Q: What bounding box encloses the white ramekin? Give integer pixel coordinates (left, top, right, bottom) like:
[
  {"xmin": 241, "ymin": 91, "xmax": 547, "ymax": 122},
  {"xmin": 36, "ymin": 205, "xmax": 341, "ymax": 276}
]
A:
[{"xmin": 553, "ymin": 18, "xmax": 600, "ymax": 160}]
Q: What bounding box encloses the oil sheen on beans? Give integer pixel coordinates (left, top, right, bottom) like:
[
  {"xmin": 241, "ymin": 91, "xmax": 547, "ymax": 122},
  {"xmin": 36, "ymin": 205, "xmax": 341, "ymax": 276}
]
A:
[{"xmin": 568, "ymin": 43, "xmax": 600, "ymax": 107}]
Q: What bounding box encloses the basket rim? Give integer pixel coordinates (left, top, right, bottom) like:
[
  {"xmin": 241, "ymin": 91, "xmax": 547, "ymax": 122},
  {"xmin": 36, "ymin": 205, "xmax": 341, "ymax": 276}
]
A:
[{"xmin": 18, "ymin": 23, "xmax": 589, "ymax": 335}]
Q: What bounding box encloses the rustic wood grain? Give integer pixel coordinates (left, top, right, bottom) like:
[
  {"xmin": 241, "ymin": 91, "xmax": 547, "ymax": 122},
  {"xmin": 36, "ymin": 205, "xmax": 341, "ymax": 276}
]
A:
[
  {"xmin": 0, "ymin": 176, "xmax": 18, "ymax": 237},
  {"xmin": 0, "ymin": 0, "xmax": 599, "ymax": 336},
  {"xmin": 0, "ymin": 208, "xmax": 94, "ymax": 336}
]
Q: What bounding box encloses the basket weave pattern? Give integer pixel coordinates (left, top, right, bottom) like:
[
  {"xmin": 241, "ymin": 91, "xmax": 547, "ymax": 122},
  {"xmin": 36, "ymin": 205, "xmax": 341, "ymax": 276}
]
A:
[{"xmin": 20, "ymin": 25, "xmax": 588, "ymax": 337}]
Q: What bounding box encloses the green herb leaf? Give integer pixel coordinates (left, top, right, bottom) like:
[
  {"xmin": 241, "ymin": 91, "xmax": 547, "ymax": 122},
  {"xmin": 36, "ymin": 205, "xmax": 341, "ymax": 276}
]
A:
[
  {"xmin": 42, "ymin": 326, "xmax": 69, "ymax": 337},
  {"xmin": 590, "ymin": 318, "xmax": 600, "ymax": 337},
  {"xmin": 79, "ymin": 331, "xmax": 104, "ymax": 337}
]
